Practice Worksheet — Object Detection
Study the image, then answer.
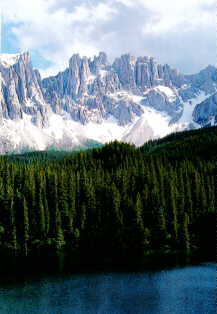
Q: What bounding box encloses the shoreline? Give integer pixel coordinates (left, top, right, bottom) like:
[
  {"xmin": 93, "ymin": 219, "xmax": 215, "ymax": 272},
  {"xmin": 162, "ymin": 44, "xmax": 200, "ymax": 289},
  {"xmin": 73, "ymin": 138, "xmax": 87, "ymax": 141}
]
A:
[{"xmin": 0, "ymin": 249, "xmax": 214, "ymax": 283}]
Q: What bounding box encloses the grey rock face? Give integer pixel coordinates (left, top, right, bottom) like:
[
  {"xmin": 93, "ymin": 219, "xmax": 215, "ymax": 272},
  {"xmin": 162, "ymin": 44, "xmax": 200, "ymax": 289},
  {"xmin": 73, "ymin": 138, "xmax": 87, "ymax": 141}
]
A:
[
  {"xmin": 141, "ymin": 89, "xmax": 182, "ymax": 121},
  {"xmin": 0, "ymin": 52, "xmax": 49, "ymax": 127},
  {"xmin": 39, "ymin": 52, "xmax": 217, "ymax": 128},
  {"xmin": 179, "ymin": 66, "xmax": 217, "ymax": 102},
  {"xmin": 113, "ymin": 54, "xmax": 137, "ymax": 91},
  {"xmin": 43, "ymin": 52, "xmax": 137, "ymax": 125},
  {"xmin": 193, "ymin": 93, "xmax": 217, "ymax": 126},
  {"xmin": 89, "ymin": 51, "xmax": 108, "ymax": 74},
  {"xmin": 186, "ymin": 66, "xmax": 217, "ymax": 94},
  {"xmin": 0, "ymin": 51, "xmax": 216, "ymax": 153},
  {"xmin": 42, "ymin": 52, "xmax": 192, "ymax": 125}
]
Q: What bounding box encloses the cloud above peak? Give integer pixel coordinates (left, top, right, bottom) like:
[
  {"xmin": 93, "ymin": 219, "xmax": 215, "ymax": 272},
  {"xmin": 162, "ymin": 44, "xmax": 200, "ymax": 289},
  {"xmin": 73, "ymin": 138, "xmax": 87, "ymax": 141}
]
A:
[{"xmin": 1, "ymin": 0, "xmax": 216, "ymax": 77}]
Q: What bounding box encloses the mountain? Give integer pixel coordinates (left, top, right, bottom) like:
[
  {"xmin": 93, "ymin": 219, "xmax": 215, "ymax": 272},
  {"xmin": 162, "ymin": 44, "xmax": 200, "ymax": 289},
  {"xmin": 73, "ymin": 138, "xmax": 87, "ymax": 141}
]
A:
[
  {"xmin": 0, "ymin": 52, "xmax": 48, "ymax": 125},
  {"xmin": 193, "ymin": 92, "xmax": 217, "ymax": 126},
  {"xmin": 0, "ymin": 51, "xmax": 216, "ymax": 153}
]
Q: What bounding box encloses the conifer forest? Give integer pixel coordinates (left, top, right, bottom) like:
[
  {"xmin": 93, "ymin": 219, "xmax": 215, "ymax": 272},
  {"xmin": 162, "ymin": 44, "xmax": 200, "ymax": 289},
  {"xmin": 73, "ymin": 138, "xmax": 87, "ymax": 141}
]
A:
[{"xmin": 0, "ymin": 126, "xmax": 216, "ymax": 261}]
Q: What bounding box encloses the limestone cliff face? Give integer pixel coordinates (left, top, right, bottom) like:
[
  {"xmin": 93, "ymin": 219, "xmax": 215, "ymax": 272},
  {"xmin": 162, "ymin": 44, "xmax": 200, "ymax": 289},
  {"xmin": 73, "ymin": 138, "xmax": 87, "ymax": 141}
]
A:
[
  {"xmin": 0, "ymin": 52, "xmax": 49, "ymax": 127},
  {"xmin": 193, "ymin": 93, "xmax": 217, "ymax": 126},
  {"xmin": 0, "ymin": 51, "xmax": 216, "ymax": 153},
  {"xmin": 42, "ymin": 52, "xmax": 216, "ymax": 127}
]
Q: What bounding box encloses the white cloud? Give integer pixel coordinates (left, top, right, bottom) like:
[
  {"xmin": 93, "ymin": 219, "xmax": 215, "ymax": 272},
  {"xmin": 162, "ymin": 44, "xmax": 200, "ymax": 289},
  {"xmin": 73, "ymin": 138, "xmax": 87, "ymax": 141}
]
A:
[
  {"xmin": 141, "ymin": 0, "xmax": 215, "ymax": 34},
  {"xmin": 115, "ymin": 0, "xmax": 135, "ymax": 7},
  {"xmin": 1, "ymin": 0, "xmax": 216, "ymax": 76},
  {"xmin": 1, "ymin": 0, "xmax": 117, "ymax": 75},
  {"xmin": 114, "ymin": 0, "xmax": 216, "ymax": 33}
]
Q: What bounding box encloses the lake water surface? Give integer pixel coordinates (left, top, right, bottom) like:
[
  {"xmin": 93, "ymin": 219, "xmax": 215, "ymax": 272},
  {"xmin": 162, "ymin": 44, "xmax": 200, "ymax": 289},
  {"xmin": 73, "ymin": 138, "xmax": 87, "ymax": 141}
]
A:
[{"xmin": 0, "ymin": 262, "xmax": 215, "ymax": 314}]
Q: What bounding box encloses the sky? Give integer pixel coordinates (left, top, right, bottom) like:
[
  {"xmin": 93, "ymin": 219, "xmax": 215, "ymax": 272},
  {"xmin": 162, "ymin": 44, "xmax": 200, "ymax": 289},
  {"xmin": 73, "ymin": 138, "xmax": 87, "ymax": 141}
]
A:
[{"xmin": 1, "ymin": 0, "xmax": 216, "ymax": 77}]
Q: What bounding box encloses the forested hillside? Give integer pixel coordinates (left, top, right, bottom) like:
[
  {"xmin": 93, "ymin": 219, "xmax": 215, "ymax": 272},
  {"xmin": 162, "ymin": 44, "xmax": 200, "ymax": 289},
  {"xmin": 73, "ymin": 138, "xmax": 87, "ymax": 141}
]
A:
[{"xmin": 0, "ymin": 126, "xmax": 216, "ymax": 260}]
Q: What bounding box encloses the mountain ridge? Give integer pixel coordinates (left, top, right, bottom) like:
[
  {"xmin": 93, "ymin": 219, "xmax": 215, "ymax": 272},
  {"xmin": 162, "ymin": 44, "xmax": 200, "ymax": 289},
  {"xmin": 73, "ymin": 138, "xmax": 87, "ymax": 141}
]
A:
[{"xmin": 0, "ymin": 51, "xmax": 216, "ymax": 153}]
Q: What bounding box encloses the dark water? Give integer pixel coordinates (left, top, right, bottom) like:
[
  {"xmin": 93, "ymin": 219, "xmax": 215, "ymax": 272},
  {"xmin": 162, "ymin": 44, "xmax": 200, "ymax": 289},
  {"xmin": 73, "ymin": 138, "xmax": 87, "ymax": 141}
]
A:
[{"xmin": 0, "ymin": 262, "xmax": 215, "ymax": 314}]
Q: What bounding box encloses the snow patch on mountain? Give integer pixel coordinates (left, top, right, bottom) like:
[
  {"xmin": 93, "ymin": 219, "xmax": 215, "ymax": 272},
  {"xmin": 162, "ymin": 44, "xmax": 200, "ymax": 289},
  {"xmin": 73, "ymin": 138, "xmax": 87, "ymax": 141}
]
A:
[
  {"xmin": 0, "ymin": 53, "xmax": 21, "ymax": 67},
  {"xmin": 130, "ymin": 95, "xmax": 144, "ymax": 103},
  {"xmin": 154, "ymin": 85, "xmax": 177, "ymax": 102},
  {"xmin": 44, "ymin": 114, "xmax": 128, "ymax": 144},
  {"xmin": 210, "ymin": 117, "xmax": 215, "ymax": 126},
  {"xmin": 99, "ymin": 70, "xmax": 108, "ymax": 78},
  {"xmin": 0, "ymin": 115, "xmax": 49, "ymax": 152},
  {"xmin": 0, "ymin": 108, "xmax": 184, "ymax": 152},
  {"xmin": 179, "ymin": 91, "xmax": 210, "ymax": 125},
  {"xmin": 122, "ymin": 116, "xmax": 154, "ymax": 146},
  {"xmin": 142, "ymin": 107, "xmax": 175, "ymax": 137},
  {"xmin": 123, "ymin": 107, "xmax": 185, "ymax": 146},
  {"xmin": 108, "ymin": 91, "xmax": 144, "ymax": 105},
  {"xmin": 0, "ymin": 114, "xmax": 129, "ymax": 152},
  {"xmin": 87, "ymin": 74, "xmax": 96, "ymax": 83},
  {"xmin": 0, "ymin": 51, "xmax": 216, "ymax": 153}
]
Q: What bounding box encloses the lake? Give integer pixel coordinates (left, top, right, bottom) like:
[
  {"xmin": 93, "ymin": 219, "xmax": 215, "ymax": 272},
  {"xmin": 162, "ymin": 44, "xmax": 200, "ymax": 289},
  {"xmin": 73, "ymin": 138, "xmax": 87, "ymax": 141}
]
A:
[{"xmin": 0, "ymin": 262, "xmax": 215, "ymax": 314}]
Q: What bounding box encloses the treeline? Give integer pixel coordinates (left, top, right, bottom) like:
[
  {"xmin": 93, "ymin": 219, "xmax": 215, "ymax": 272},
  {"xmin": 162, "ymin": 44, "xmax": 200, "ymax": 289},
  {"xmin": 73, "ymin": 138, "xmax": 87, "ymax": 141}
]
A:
[{"xmin": 0, "ymin": 126, "xmax": 216, "ymax": 259}]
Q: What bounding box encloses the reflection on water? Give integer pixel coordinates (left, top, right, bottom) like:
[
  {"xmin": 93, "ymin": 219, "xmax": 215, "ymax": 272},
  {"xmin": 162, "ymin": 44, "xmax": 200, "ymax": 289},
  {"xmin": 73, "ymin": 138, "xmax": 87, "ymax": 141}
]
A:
[{"xmin": 0, "ymin": 262, "xmax": 215, "ymax": 314}]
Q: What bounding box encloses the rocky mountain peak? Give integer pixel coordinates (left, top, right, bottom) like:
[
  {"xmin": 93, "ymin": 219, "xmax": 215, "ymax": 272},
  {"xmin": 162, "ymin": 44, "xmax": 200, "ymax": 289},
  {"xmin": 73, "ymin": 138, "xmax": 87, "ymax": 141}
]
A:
[
  {"xmin": 0, "ymin": 51, "xmax": 216, "ymax": 153},
  {"xmin": 69, "ymin": 54, "xmax": 81, "ymax": 68},
  {"xmin": 0, "ymin": 51, "xmax": 48, "ymax": 127},
  {"xmin": 89, "ymin": 51, "xmax": 108, "ymax": 75},
  {"xmin": 97, "ymin": 51, "xmax": 108, "ymax": 65},
  {"xmin": 18, "ymin": 51, "xmax": 31, "ymax": 65}
]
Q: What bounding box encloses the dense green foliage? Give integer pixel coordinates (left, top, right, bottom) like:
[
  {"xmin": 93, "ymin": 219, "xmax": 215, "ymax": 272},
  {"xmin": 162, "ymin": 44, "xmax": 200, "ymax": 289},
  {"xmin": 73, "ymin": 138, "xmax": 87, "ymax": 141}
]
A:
[
  {"xmin": 0, "ymin": 126, "xmax": 216, "ymax": 259},
  {"xmin": 6, "ymin": 140, "xmax": 103, "ymax": 164}
]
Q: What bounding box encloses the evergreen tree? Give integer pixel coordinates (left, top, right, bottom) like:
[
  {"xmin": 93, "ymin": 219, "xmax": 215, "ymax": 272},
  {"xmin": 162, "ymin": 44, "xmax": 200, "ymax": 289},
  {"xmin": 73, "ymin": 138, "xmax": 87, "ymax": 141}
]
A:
[
  {"xmin": 23, "ymin": 197, "xmax": 29, "ymax": 256},
  {"xmin": 0, "ymin": 126, "xmax": 215, "ymax": 259}
]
